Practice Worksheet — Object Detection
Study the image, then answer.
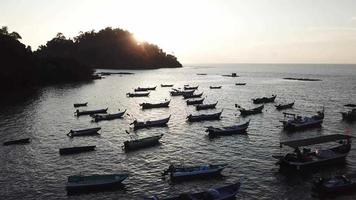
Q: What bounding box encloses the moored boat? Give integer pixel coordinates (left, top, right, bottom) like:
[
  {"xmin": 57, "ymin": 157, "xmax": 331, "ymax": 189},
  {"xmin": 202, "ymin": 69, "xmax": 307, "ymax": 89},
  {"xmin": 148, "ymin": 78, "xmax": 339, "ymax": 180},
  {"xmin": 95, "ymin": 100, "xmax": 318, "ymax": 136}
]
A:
[
  {"xmin": 183, "ymin": 92, "xmax": 203, "ymax": 99},
  {"xmin": 75, "ymin": 108, "xmax": 108, "ymax": 116},
  {"xmin": 312, "ymin": 174, "xmax": 356, "ymax": 197},
  {"xmin": 187, "ymin": 110, "xmax": 222, "ymax": 122},
  {"xmin": 3, "ymin": 138, "xmax": 30, "ymax": 146},
  {"xmin": 66, "ymin": 173, "xmax": 128, "ymax": 193},
  {"xmin": 67, "ymin": 127, "xmax": 101, "ymax": 137},
  {"xmin": 235, "ymin": 83, "xmax": 246, "ymax": 85},
  {"xmin": 206, "ymin": 120, "xmax": 250, "ymax": 138},
  {"xmin": 210, "ymin": 86, "xmax": 222, "ymax": 89},
  {"xmin": 341, "ymin": 109, "xmax": 356, "ymax": 121},
  {"xmin": 131, "ymin": 116, "xmax": 170, "ymax": 130},
  {"xmin": 252, "ymin": 95, "xmax": 276, "ymax": 104},
  {"xmin": 184, "ymin": 85, "xmax": 199, "ymax": 90},
  {"xmin": 187, "ymin": 98, "xmax": 205, "ymax": 105},
  {"xmin": 222, "ymin": 73, "xmax": 239, "ymax": 77},
  {"xmin": 91, "ymin": 110, "xmax": 126, "ymax": 122},
  {"xmin": 162, "ymin": 164, "xmax": 227, "ymax": 180},
  {"xmin": 127, "ymin": 92, "xmax": 150, "ymax": 97},
  {"xmin": 275, "ymin": 101, "xmax": 295, "ymax": 110},
  {"xmin": 144, "ymin": 182, "xmax": 240, "ymax": 200},
  {"xmin": 280, "ymin": 110, "xmax": 324, "ymax": 131},
  {"xmin": 74, "ymin": 102, "xmax": 88, "ymax": 108},
  {"xmin": 124, "ymin": 134, "xmax": 163, "ymax": 151},
  {"xmin": 59, "ymin": 145, "xmax": 96, "ymax": 155},
  {"xmin": 170, "ymin": 89, "xmax": 195, "ymax": 96},
  {"xmin": 238, "ymin": 105, "xmax": 264, "ymax": 116},
  {"xmin": 134, "ymin": 86, "xmax": 157, "ymax": 92},
  {"xmin": 196, "ymin": 101, "xmax": 218, "ymax": 110},
  {"xmin": 161, "ymin": 84, "xmax": 174, "ymax": 87},
  {"xmin": 140, "ymin": 100, "xmax": 170, "ymax": 109}
]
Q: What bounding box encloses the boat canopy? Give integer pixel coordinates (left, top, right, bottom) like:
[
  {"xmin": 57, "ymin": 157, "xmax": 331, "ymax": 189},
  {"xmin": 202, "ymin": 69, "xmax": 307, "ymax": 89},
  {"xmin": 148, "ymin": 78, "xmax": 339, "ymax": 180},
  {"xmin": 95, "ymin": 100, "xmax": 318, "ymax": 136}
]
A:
[{"xmin": 280, "ymin": 134, "xmax": 353, "ymax": 148}]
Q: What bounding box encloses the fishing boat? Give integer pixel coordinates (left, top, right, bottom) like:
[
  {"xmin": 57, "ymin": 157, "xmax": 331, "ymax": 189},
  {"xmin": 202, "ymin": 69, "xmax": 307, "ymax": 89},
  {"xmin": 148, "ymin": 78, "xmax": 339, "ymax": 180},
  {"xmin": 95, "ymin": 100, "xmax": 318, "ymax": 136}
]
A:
[
  {"xmin": 183, "ymin": 92, "xmax": 203, "ymax": 99},
  {"xmin": 280, "ymin": 110, "xmax": 324, "ymax": 131},
  {"xmin": 144, "ymin": 182, "xmax": 240, "ymax": 200},
  {"xmin": 75, "ymin": 108, "xmax": 108, "ymax": 116},
  {"xmin": 91, "ymin": 110, "xmax": 126, "ymax": 122},
  {"xmin": 206, "ymin": 120, "xmax": 250, "ymax": 138},
  {"xmin": 273, "ymin": 134, "xmax": 353, "ymax": 171},
  {"xmin": 140, "ymin": 100, "xmax": 170, "ymax": 109},
  {"xmin": 187, "ymin": 110, "xmax": 222, "ymax": 122},
  {"xmin": 235, "ymin": 83, "xmax": 246, "ymax": 85},
  {"xmin": 74, "ymin": 102, "xmax": 88, "ymax": 108},
  {"xmin": 66, "ymin": 173, "xmax": 128, "ymax": 193},
  {"xmin": 187, "ymin": 98, "xmax": 205, "ymax": 105},
  {"xmin": 312, "ymin": 173, "xmax": 356, "ymax": 197},
  {"xmin": 3, "ymin": 138, "xmax": 30, "ymax": 146},
  {"xmin": 197, "ymin": 73, "xmax": 207, "ymax": 75},
  {"xmin": 210, "ymin": 86, "xmax": 222, "ymax": 89},
  {"xmin": 196, "ymin": 102, "xmax": 218, "ymax": 110},
  {"xmin": 162, "ymin": 164, "xmax": 227, "ymax": 180},
  {"xmin": 59, "ymin": 145, "xmax": 96, "ymax": 155},
  {"xmin": 275, "ymin": 102, "xmax": 295, "ymax": 110},
  {"xmin": 131, "ymin": 116, "xmax": 170, "ymax": 130},
  {"xmin": 67, "ymin": 127, "xmax": 101, "ymax": 137},
  {"xmin": 123, "ymin": 134, "xmax": 163, "ymax": 151},
  {"xmin": 184, "ymin": 85, "xmax": 199, "ymax": 90},
  {"xmin": 134, "ymin": 86, "xmax": 157, "ymax": 92},
  {"xmin": 170, "ymin": 89, "xmax": 195, "ymax": 96},
  {"xmin": 238, "ymin": 105, "xmax": 264, "ymax": 116},
  {"xmin": 161, "ymin": 84, "xmax": 174, "ymax": 87},
  {"xmin": 127, "ymin": 92, "xmax": 150, "ymax": 97},
  {"xmin": 252, "ymin": 95, "xmax": 277, "ymax": 104},
  {"xmin": 344, "ymin": 104, "xmax": 356, "ymax": 107},
  {"xmin": 222, "ymin": 73, "xmax": 239, "ymax": 77},
  {"xmin": 341, "ymin": 109, "xmax": 356, "ymax": 121}
]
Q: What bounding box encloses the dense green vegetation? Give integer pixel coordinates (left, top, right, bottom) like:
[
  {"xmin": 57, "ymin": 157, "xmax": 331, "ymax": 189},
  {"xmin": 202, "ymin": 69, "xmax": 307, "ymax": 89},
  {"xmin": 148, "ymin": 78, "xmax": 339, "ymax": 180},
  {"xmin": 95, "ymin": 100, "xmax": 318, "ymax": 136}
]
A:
[{"xmin": 0, "ymin": 26, "xmax": 182, "ymax": 91}]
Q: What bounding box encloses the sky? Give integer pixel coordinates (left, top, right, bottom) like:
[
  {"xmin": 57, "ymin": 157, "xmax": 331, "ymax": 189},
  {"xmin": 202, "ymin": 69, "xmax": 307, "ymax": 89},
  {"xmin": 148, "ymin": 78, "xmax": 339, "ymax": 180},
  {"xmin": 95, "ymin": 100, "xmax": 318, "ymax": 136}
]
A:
[{"xmin": 1, "ymin": 0, "xmax": 356, "ymax": 64}]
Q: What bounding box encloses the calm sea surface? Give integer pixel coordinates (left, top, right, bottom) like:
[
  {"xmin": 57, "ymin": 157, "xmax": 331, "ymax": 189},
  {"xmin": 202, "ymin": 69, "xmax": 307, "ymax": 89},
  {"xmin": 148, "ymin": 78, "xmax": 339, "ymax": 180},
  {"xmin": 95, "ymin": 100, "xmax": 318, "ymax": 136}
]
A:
[{"xmin": 1, "ymin": 64, "xmax": 356, "ymax": 200}]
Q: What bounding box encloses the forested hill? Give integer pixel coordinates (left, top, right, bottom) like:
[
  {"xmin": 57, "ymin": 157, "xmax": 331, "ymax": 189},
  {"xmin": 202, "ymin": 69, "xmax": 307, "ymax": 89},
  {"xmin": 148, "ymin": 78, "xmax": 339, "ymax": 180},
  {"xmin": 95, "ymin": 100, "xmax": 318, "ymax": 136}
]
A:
[{"xmin": 36, "ymin": 27, "xmax": 182, "ymax": 69}]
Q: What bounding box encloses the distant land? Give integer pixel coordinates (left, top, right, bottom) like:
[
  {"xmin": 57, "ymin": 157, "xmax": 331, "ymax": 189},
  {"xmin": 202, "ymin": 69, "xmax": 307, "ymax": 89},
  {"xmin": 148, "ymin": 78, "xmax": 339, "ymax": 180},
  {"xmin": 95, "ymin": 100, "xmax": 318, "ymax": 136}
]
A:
[{"xmin": 0, "ymin": 26, "xmax": 182, "ymax": 91}]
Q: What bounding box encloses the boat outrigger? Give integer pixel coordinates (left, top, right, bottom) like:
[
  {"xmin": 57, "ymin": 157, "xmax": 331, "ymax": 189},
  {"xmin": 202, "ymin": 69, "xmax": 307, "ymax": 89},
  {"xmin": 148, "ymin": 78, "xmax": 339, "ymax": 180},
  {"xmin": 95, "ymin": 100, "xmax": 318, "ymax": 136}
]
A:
[
  {"xmin": 91, "ymin": 110, "xmax": 126, "ymax": 122},
  {"xmin": 275, "ymin": 101, "xmax": 295, "ymax": 110},
  {"xmin": 162, "ymin": 164, "xmax": 227, "ymax": 180},
  {"xmin": 273, "ymin": 134, "xmax": 353, "ymax": 171},
  {"xmin": 75, "ymin": 108, "xmax": 108, "ymax": 116},
  {"xmin": 252, "ymin": 95, "xmax": 276, "ymax": 104},
  {"xmin": 140, "ymin": 100, "xmax": 170, "ymax": 109},
  {"xmin": 206, "ymin": 120, "xmax": 250, "ymax": 138},
  {"xmin": 187, "ymin": 110, "xmax": 223, "ymax": 122},
  {"xmin": 126, "ymin": 92, "xmax": 150, "ymax": 97},
  {"xmin": 196, "ymin": 102, "xmax": 218, "ymax": 110},
  {"xmin": 131, "ymin": 116, "xmax": 170, "ymax": 130},
  {"xmin": 280, "ymin": 109, "xmax": 324, "ymax": 131},
  {"xmin": 123, "ymin": 134, "xmax": 163, "ymax": 151}
]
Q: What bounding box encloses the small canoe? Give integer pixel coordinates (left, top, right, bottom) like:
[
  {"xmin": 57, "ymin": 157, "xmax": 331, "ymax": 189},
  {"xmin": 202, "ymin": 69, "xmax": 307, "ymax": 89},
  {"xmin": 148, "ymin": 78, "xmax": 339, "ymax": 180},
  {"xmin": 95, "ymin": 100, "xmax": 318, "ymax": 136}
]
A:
[
  {"xmin": 161, "ymin": 84, "xmax": 174, "ymax": 87},
  {"xmin": 140, "ymin": 100, "xmax": 170, "ymax": 109},
  {"xmin": 91, "ymin": 110, "xmax": 126, "ymax": 122},
  {"xmin": 124, "ymin": 134, "xmax": 163, "ymax": 151},
  {"xmin": 206, "ymin": 120, "xmax": 250, "ymax": 138},
  {"xmin": 196, "ymin": 102, "xmax": 218, "ymax": 110},
  {"xmin": 183, "ymin": 92, "xmax": 203, "ymax": 99},
  {"xmin": 59, "ymin": 145, "xmax": 96, "ymax": 155},
  {"xmin": 132, "ymin": 116, "xmax": 171, "ymax": 130},
  {"xmin": 252, "ymin": 95, "xmax": 276, "ymax": 104},
  {"xmin": 127, "ymin": 92, "xmax": 150, "ymax": 97},
  {"xmin": 235, "ymin": 83, "xmax": 246, "ymax": 86},
  {"xmin": 144, "ymin": 182, "xmax": 240, "ymax": 200},
  {"xmin": 134, "ymin": 86, "xmax": 157, "ymax": 92},
  {"xmin": 187, "ymin": 110, "xmax": 222, "ymax": 122},
  {"xmin": 3, "ymin": 138, "xmax": 30, "ymax": 146},
  {"xmin": 187, "ymin": 98, "xmax": 205, "ymax": 105},
  {"xmin": 74, "ymin": 102, "xmax": 88, "ymax": 108},
  {"xmin": 75, "ymin": 108, "xmax": 108, "ymax": 116},
  {"xmin": 184, "ymin": 85, "xmax": 199, "ymax": 90},
  {"xmin": 275, "ymin": 102, "xmax": 294, "ymax": 110},
  {"xmin": 210, "ymin": 86, "xmax": 222, "ymax": 89},
  {"xmin": 239, "ymin": 105, "xmax": 264, "ymax": 116},
  {"xmin": 66, "ymin": 173, "xmax": 128, "ymax": 193},
  {"xmin": 163, "ymin": 164, "xmax": 227, "ymax": 180},
  {"xmin": 67, "ymin": 127, "xmax": 101, "ymax": 137}
]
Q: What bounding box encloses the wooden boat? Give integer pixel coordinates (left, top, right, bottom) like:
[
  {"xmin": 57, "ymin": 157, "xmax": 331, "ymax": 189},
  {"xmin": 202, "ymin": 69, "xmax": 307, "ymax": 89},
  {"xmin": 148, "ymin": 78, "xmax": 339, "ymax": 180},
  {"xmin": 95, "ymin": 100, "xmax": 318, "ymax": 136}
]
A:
[
  {"xmin": 210, "ymin": 86, "xmax": 222, "ymax": 89},
  {"xmin": 124, "ymin": 134, "xmax": 163, "ymax": 151},
  {"xmin": 275, "ymin": 101, "xmax": 294, "ymax": 110},
  {"xmin": 162, "ymin": 164, "xmax": 227, "ymax": 180},
  {"xmin": 134, "ymin": 86, "xmax": 157, "ymax": 92},
  {"xmin": 187, "ymin": 98, "xmax": 205, "ymax": 105},
  {"xmin": 238, "ymin": 105, "xmax": 264, "ymax": 116},
  {"xmin": 252, "ymin": 95, "xmax": 276, "ymax": 104},
  {"xmin": 344, "ymin": 104, "xmax": 356, "ymax": 107},
  {"xmin": 66, "ymin": 173, "xmax": 128, "ymax": 193},
  {"xmin": 197, "ymin": 73, "xmax": 207, "ymax": 75},
  {"xmin": 187, "ymin": 110, "xmax": 222, "ymax": 122},
  {"xmin": 341, "ymin": 109, "xmax": 356, "ymax": 121},
  {"xmin": 170, "ymin": 89, "xmax": 195, "ymax": 96},
  {"xmin": 127, "ymin": 92, "xmax": 150, "ymax": 97},
  {"xmin": 140, "ymin": 100, "xmax": 170, "ymax": 109},
  {"xmin": 91, "ymin": 110, "xmax": 126, "ymax": 122},
  {"xmin": 235, "ymin": 83, "xmax": 246, "ymax": 85},
  {"xmin": 144, "ymin": 182, "xmax": 240, "ymax": 200},
  {"xmin": 67, "ymin": 127, "xmax": 101, "ymax": 137},
  {"xmin": 183, "ymin": 92, "xmax": 203, "ymax": 99},
  {"xmin": 74, "ymin": 102, "xmax": 88, "ymax": 108},
  {"xmin": 3, "ymin": 138, "xmax": 30, "ymax": 146},
  {"xmin": 75, "ymin": 108, "xmax": 108, "ymax": 116},
  {"xmin": 131, "ymin": 116, "xmax": 170, "ymax": 130},
  {"xmin": 196, "ymin": 102, "xmax": 218, "ymax": 110},
  {"xmin": 206, "ymin": 120, "xmax": 250, "ymax": 138},
  {"xmin": 312, "ymin": 174, "xmax": 356, "ymax": 197},
  {"xmin": 59, "ymin": 145, "xmax": 96, "ymax": 155},
  {"xmin": 222, "ymin": 73, "xmax": 239, "ymax": 77},
  {"xmin": 273, "ymin": 134, "xmax": 353, "ymax": 171},
  {"xmin": 161, "ymin": 84, "xmax": 174, "ymax": 87},
  {"xmin": 280, "ymin": 110, "xmax": 324, "ymax": 131},
  {"xmin": 184, "ymin": 85, "xmax": 199, "ymax": 90}
]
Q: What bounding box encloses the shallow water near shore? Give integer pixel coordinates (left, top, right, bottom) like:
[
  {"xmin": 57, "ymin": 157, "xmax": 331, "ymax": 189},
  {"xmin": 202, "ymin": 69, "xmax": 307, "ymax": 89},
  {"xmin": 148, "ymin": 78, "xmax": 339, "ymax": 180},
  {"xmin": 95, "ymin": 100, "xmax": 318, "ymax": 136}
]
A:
[{"xmin": 1, "ymin": 64, "xmax": 356, "ymax": 200}]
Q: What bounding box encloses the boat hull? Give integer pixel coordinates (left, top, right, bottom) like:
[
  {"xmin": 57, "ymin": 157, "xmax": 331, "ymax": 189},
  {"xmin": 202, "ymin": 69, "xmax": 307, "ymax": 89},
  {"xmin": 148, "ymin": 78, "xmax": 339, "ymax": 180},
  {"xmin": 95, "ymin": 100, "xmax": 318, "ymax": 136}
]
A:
[{"xmin": 124, "ymin": 134, "xmax": 163, "ymax": 151}]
